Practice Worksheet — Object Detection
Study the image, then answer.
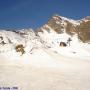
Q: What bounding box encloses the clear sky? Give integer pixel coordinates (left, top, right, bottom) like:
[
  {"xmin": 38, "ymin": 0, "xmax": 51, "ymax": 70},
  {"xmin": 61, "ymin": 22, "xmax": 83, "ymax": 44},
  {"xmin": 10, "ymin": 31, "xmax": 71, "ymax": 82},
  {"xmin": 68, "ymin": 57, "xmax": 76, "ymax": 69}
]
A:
[{"xmin": 0, "ymin": 0, "xmax": 90, "ymax": 30}]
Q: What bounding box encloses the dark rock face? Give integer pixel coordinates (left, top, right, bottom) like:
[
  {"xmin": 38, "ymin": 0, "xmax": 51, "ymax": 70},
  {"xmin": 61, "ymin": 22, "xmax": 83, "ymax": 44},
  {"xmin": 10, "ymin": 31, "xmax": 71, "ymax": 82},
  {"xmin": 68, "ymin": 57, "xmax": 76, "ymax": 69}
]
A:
[
  {"xmin": 60, "ymin": 42, "xmax": 67, "ymax": 47},
  {"xmin": 65, "ymin": 21, "xmax": 77, "ymax": 35},
  {"xmin": 47, "ymin": 15, "xmax": 77, "ymax": 35},
  {"xmin": 78, "ymin": 21, "xmax": 90, "ymax": 42},
  {"xmin": 47, "ymin": 15, "xmax": 90, "ymax": 43},
  {"xmin": 48, "ymin": 15, "xmax": 65, "ymax": 34}
]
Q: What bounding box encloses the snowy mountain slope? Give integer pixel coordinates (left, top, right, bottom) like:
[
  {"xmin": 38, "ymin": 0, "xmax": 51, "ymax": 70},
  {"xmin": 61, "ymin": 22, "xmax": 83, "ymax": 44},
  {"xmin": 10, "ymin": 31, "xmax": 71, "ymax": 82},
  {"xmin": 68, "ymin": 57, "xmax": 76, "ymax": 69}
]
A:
[
  {"xmin": 37, "ymin": 15, "xmax": 90, "ymax": 60},
  {"xmin": 0, "ymin": 29, "xmax": 42, "ymax": 53},
  {"xmin": 0, "ymin": 14, "xmax": 90, "ymax": 63}
]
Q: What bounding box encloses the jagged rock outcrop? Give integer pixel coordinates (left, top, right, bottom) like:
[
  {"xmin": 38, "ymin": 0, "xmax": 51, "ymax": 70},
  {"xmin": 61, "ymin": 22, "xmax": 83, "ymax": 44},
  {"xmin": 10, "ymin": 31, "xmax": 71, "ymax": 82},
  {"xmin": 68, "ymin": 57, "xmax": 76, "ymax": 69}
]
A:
[
  {"xmin": 46, "ymin": 15, "xmax": 90, "ymax": 43},
  {"xmin": 78, "ymin": 20, "xmax": 90, "ymax": 42}
]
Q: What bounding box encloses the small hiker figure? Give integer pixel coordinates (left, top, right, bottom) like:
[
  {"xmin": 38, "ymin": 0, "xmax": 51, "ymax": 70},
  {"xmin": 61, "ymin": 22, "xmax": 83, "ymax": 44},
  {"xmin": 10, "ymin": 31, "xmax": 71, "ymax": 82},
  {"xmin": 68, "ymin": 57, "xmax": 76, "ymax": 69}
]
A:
[{"xmin": 67, "ymin": 38, "xmax": 72, "ymax": 46}]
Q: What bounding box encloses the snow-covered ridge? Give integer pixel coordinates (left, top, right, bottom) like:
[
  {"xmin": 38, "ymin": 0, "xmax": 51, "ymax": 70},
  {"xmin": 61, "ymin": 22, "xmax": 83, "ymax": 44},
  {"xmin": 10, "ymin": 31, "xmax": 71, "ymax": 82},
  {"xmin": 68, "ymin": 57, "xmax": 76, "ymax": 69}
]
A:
[
  {"xmin": 52, "ymin": 14, "xmax": 90, "ymax": 25},
  {"xmin": 52, "ymin": 15, "xmax": 80, "ymax": 26},
  {"xmin": 0, "ymin": 29, "xmax": 42, "ymax": 53}
]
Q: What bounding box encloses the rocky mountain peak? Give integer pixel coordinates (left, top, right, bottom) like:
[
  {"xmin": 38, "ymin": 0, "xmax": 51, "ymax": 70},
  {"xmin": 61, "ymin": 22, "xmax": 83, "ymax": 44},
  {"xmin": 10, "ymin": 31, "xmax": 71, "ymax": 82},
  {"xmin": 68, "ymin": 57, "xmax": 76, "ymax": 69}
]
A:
[
  {"xmin": 39, "ymin": 14, "xmax": 90, "ymax": 43},
  {"xmin": 84, "ymin": 16, "xmax": 90, "ymax": 20}
]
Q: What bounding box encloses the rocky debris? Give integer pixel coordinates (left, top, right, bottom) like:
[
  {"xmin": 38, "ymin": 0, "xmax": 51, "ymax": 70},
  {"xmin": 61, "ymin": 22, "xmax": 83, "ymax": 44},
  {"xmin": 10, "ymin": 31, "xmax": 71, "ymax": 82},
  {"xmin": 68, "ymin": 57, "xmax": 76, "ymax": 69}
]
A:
[{"xmin": 60, "ymin": 42, "xmax": 67, "ymax": 47}]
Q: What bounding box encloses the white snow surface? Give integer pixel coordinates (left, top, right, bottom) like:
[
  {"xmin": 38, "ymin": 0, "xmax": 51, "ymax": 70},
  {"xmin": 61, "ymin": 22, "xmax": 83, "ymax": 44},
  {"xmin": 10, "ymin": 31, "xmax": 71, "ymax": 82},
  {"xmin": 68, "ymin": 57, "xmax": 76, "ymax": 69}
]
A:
[
  {"xmin": 0, "ymin": 27, "xmax": 90, "ymax": 90},
  {"xmin": 0, "ymin": 27, "xmax": 89, "ymax": 66}
]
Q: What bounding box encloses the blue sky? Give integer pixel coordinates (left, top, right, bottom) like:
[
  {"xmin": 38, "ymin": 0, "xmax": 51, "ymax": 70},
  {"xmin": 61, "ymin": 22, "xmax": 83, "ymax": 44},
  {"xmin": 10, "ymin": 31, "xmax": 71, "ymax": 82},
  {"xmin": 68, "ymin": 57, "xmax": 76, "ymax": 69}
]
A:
[{"xmin": 0, "ymin": 0, "xmax": 90, "ymax": 30}]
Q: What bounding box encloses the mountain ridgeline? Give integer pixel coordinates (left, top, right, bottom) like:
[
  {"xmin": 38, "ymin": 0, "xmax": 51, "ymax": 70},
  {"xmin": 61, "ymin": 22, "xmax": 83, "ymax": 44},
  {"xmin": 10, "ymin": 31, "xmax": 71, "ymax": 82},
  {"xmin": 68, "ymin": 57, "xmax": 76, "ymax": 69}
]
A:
[
  {"xmin": 0, "ymin": 14, "xmax": 90, "ymax": 54},
  {"xmin": 47, "ymin": 15, "xmax": 90, "ymax": 43}
]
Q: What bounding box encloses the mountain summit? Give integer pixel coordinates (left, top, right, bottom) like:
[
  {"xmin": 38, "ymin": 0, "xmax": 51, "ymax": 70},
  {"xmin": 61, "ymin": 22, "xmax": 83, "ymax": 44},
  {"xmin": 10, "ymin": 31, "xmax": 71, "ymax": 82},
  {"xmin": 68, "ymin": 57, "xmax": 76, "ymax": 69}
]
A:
[{"xmin": 43, "ymin": 15, "xmax": 90, "ymax": 43}]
